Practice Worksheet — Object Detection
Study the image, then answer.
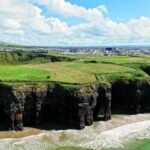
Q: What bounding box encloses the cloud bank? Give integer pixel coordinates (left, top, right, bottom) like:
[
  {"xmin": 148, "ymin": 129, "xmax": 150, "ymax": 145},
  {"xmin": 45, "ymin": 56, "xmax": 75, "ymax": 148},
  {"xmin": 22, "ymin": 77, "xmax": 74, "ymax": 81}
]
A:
[{"xmin": 0, "ymin": 0, "xmax": 150, "ymax": 46}]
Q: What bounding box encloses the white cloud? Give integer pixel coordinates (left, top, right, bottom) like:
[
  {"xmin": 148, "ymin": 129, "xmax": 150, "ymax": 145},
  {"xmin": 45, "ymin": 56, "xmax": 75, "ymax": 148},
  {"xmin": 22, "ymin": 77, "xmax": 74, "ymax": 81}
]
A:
[
  {"xmin": 3, "ymin": 19, "xmax": 21, "ymax": 30},
  {"xmin": 0, "ymin": 0, "xmax": 150, "ymax": 45},
  {"xmin": 5, "ymin": 29, "xmax": 24, "ymax": 35},
  {"xmin": 29, "ymin": 6, "xmax": 52, "ymax": 33},
  {"xmin": 128, "ymin": 16, "xmax": 150, "ymax": 37},
  {"xmin": 39, "ymin": 0, "xmax": 106, "ymax": 22}
]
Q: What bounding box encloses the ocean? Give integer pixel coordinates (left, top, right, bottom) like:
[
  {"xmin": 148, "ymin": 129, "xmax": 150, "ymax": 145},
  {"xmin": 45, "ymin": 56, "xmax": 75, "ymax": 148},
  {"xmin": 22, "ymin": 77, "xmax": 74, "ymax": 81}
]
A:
[
  {"xmin": 0, "ymin": 114, "xmax": 150, "ymax": 150},
  {"xmin": 109, "ymin": 139, "xmax": 150, "ymax": 150}
]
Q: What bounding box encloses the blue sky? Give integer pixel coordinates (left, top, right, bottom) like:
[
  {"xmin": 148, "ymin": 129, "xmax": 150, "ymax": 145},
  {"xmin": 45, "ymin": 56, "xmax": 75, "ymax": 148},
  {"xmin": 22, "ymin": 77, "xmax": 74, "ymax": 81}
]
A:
[
  {"xmin": 0, "ymin": 0, "xmax": 150, "ymax": 46},
  {"xmin": 67, "ymin": 0, "xmax": 150, "ymax": 20},
  {"xmin": 34, "ymin": 0, "xmax": 150, "ymax": 23}
]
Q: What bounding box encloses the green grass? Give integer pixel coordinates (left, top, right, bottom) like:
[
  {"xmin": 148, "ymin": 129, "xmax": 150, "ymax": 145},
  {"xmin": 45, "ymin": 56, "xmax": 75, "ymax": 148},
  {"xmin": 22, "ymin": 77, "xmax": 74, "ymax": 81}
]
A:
[
  {"xmin": 0, "ymin": 65, "xmax": 51, "ymax": 82},
  {"xmin": 59, "ymin": 55, "xmax": 150, "ymax": 66},
  {"xmin": 0, "ymin": 52, "xmax": 75, "ymax": 64},
  {"xmin": 0, "ymin": 53, "xmax": 149, "ymax": 84},
  {"xmin": 23, "ymin": 62, "xmax": 138, "ymax": 83}
]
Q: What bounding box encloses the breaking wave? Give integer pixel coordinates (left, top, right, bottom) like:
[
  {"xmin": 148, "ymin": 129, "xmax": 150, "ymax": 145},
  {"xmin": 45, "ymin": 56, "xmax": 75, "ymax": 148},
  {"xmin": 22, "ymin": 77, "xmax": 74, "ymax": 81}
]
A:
[
  {"xmin": 82, "ymin": 120, "xmax": 150, "ymax": 149},
  {"xmin": 0, "ymin": 114, "xmax": 150, "ymax": 150}
]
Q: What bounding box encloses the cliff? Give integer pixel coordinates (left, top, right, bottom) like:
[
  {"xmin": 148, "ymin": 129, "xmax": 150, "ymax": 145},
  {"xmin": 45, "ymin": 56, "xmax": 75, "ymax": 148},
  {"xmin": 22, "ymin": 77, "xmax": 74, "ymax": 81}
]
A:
[
  {"xmin": 0, "ymin": 79, "xmax": 150, "ymax": 130},
  {"xmin": 0, "ymin": 53, "xmax": 150, "ymax": 130},
  {"xmin": 0, "ymin": 82, "xmax": 111, "ymax": 130}
]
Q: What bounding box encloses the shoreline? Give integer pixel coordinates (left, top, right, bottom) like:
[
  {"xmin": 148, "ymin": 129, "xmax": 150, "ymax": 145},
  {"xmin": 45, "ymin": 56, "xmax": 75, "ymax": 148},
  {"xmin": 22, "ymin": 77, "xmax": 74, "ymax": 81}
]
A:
[
  {"xmin": 0, "ymin": 114, "xmax": 150, "ymax": 140},
  {"xmin": 0, "ymin": 114, "xmax": 150, "ymax": 150}
]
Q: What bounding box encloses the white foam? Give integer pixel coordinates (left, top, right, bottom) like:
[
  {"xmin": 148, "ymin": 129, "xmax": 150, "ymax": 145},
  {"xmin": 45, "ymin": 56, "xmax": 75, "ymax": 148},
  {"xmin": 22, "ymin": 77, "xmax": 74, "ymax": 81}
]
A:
[
  {"xmin": 0, "ymin": 134, "xmax": 47, "ymax": 150},
  {"xmin": 0, "ymin": 114, "xmax": 150, "ymax": 150},
  {"xmin": 81, "ymin": 120, "xmax": 150, "ymax": 149}
]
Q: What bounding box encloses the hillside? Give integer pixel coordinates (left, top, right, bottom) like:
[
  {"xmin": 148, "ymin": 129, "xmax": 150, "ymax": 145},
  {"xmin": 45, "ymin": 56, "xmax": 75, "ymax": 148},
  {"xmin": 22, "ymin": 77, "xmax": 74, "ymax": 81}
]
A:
[{"xmin": 0, "ymin": 52, "xmax": 149, "ymax": 84}]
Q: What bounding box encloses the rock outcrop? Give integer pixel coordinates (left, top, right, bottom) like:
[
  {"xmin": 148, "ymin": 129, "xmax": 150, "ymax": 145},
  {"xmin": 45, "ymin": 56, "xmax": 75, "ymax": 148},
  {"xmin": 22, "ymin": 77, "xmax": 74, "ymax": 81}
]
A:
[
  {"xmin": 1, "ymin": 79, "xmax": 150, "ymax": 131},
  {"xmin": 112, "ymin": 79, "xmax": 150, "ymax": 114}
]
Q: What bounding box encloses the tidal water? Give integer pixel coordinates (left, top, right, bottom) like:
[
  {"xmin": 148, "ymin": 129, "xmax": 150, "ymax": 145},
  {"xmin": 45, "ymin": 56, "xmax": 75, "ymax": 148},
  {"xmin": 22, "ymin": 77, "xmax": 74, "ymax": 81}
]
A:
[
  {"xmin": 0, "ymin": 114, "xmax": 150, "ymax": 150},
  {"xmin": 110, "ymin": 139, "xmax": 150, "ymax": 150}
]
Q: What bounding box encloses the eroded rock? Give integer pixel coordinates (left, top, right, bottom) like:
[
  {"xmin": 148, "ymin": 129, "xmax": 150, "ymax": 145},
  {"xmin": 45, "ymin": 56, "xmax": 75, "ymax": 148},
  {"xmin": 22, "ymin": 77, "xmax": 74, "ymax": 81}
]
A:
[{"xmin": 0, "ymin": 79, "xmax": 150, "ymax": 131}]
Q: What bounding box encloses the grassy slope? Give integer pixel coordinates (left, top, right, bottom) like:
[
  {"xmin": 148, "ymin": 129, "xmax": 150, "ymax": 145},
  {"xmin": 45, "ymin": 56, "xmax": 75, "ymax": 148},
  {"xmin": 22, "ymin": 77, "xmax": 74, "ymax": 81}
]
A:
[
  {"xmin": 55, "ymin": 55, "xmax": 150, "ymax": 67},
  {"xmin": 0, "ymin": 52, "xmax": 75, "ymax": 64},
  {"xmin": 23, "ymin": 62, "xmax": 136, "ymax": 83},
  {"xmin": 0, "ymin": 53, "xmax": 149, "ymax": 84}
]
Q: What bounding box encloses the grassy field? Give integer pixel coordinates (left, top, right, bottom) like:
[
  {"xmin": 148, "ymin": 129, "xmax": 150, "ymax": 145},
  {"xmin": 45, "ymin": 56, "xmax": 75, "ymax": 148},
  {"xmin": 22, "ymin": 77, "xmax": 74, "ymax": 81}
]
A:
[
  {"xmin": 0, "ymin": 53, "xmax": 149, "ymax": 84},
  {"xmin": 23, "ymin": 62, "xmax": 136, "ymax": 83},
  {"xmin": 55, "ymin": 54, "xmax": 150, "ymax": 67},
  {"xmin": 0, "ymin": 65, "xmax": 51, "ymax": 82}
]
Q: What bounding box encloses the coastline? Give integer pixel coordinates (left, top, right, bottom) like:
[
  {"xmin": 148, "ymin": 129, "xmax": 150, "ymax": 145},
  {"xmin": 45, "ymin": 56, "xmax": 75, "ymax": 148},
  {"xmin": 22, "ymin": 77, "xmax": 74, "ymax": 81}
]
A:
[{"xmin": 0, "ymin": 114, "xmax": 150, "ymax": 150}]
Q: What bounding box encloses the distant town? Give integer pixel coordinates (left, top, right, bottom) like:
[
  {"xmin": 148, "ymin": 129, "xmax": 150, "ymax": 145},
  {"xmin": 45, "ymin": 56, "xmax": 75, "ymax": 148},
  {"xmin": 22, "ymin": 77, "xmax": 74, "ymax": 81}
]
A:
[{"xmin": 0, "ymin": 44, "xmax": 150, "ymax": 56}]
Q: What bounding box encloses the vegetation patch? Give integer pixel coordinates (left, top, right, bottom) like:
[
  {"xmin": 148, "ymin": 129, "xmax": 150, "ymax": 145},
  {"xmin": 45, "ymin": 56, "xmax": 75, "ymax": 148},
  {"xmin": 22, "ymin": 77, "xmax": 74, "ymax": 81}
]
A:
[
  {"xmin": 0, "ymin": 65, "xmax": 51, "ymax": 82},
  {"xmin": 0, "ymin": 53, "xmax": 149, "ymax": 84},
  {"xmin": 23, "ymin": 62, "xmax": 135, "ymax": 83}
]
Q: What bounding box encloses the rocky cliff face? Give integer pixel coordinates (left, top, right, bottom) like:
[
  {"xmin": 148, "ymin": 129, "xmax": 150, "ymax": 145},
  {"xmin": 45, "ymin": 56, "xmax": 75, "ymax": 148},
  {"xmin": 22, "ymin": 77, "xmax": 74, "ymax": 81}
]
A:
[
  {"xmin": 0, "ymin": 80, "xmax": 150, "ymax": 130},
  {"xmin": 0, "ymin": 83, "xmax": 111, "ymax": 130},
  {"xmin": 112, "ymin": 80, "xmax": 150, "ymax": 114}
]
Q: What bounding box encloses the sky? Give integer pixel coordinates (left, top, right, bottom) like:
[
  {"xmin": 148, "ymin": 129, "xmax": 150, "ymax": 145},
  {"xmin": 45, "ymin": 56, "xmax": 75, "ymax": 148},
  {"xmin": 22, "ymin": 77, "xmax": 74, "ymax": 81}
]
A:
[{"xmin": 0, "ymin": 0, "xmax": 150, "ymax": 46}]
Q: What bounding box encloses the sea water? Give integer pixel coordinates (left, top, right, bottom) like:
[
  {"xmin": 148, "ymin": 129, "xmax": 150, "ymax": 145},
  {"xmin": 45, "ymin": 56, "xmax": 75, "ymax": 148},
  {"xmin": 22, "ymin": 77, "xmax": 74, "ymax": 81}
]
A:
[
  {"xmin": 0, "ymin": 114, "xmax": 150, "ymax": 150},
  {"xmin": 109, "ymin": 139, "xmax": 150, "ymax": 150}
]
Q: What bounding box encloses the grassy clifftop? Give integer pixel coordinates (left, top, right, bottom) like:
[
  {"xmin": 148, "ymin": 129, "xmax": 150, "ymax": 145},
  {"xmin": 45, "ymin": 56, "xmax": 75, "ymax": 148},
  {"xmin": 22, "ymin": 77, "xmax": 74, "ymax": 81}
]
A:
[{"xmin": 0, "ymin": 52, "xmax": 149, "ymax": 84}]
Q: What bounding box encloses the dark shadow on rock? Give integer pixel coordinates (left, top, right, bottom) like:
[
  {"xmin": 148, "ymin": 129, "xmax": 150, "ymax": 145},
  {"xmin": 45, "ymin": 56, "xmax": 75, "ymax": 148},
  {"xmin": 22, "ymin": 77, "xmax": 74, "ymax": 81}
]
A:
[
  {"xmin": 32, "ymin": 122, "xmax": 76, "ymax": 131},
  {"xmin": 0, "ymin": 123, "xmax": 9, "ymax": 131},
  {"xmin": 94, "ymin": 116, "xmax": 105, "ymax": 121}
]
